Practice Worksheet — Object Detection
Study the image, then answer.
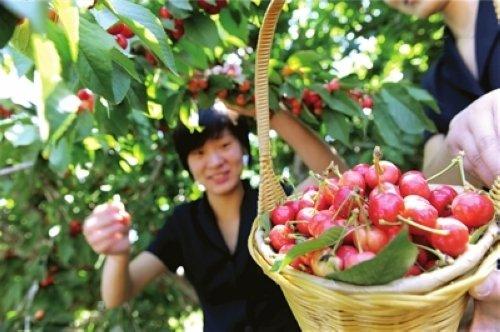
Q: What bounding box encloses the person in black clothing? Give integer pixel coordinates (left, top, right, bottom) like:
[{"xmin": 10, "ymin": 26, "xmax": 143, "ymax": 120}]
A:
[
  {"xmin": 82, "ymin": 105, "xmax": 345, "ymax": 331},
  {"xmin": 385, "ymin": 1, "xmax": 500, "ymax": 330}
]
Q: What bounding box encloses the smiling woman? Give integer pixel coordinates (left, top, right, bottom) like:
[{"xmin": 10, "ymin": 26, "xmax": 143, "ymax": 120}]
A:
[{"xmin": 81, "ymin": 105, "xmax": 341, "ymax": 331}]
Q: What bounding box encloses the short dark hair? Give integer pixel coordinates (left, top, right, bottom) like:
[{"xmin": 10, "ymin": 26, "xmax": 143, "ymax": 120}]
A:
[{"xmin": 172, "ymin": 107, "xmax": 251, "ymax": 172}]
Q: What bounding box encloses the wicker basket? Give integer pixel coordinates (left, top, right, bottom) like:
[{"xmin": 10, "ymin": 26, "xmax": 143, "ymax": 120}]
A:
[{"xmin": 247, "ymin": 0, "xmax": 500, "ymax": 330}]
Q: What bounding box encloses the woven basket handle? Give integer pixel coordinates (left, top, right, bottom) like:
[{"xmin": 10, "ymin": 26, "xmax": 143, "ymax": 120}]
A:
[
  {"xmin": 255, "ymin": 0, "xmax": 287, "ymax": 214},
  {"xmin": 490, "ymin": 176, "xmax": 500, "ymax": 214}
]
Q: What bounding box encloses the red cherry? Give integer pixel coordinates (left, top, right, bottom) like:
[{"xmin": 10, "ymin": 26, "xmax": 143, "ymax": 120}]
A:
[
  {"xmin": 365, "ymin": 161, "xmax": 401, "ymax": 189},
  {"xmin": 417, "ymin": 248, "xmax": 429, "ymax": 266},
  {"xmin": 235, "ymin": 94, "xmax": 246, "ymax": 106},
  {"xmin": 368, "ymin": 182, "xmax": 400, "ymax": 200},
  {"xmin": 336, "ymin": 245, "xmax": 357, "ymax": 263},
  {"xmin": 360, "ymin": 95, "xmax": 373, "ymax": 108},
  {"xmin": 198, "ymin": 0, "xmax": 227, "ymax": 14},
  {"xmin": 352, "ymin": 163, "xmax": 370, "ymax": 177},
  {"xmin": 77, "ymin": 88, "xmax": 94, "ymax": 113},
  {"xmin": 270, "ymin": 205, "xmax": 295, "ymax": 226},
  {"xmin": 39, "ymin": 275, "xmax": 55, "ymax": 288},
  {"xmin": 339, "ymin": 170, "xmax": 366, "ymax": 192},
  {"xmin": 399, "ymin": 171, "xmax": 431, "ymax": 199},
  {"xmin": 429, "ymin": 185, "xmax": 458, "ymax": 217},
  {"xmin": 353, "ymin": 227, "xmax": 389, "ymax": 253},
  {"xmin": 69, "ymin": 220, "xmax": 82, "ymax": 237},
  {"xmin": 121, "ymin": 24, "xmax": 135, "ymax": 38},
  {"xmin": 368, "ymin": 192, "xmax": 404, "ymax": 226},
  {"xmin": 294, "ymin": 207, "xmax": 315, "ymax": 236},
  {"xmin": 429, "ymin": 217, "xmax": 469, "ymax": 257},
  {"xmin": 405, "ymin": 264, "xmax": 422, "ymax": 277},
  {"xmin": 168, "ymin": 19, "xmax": 185, "ymax": 40},
  {"xmin": 34, "ymin": 309, "xmax": 45, "ymax": 321},
  {"xmin": 402, "ymin": 195, "xmax": 438, "ymax": 236},
  {"xmin": 325, "ymin": 79, "xmax": 341, "ymax": 93},
  {"xmin": 48, "ymin": 9, "xmax": 59, "ymax": 22},
  {"xmin": 217, "ymin": 89, "xmax": 228, "ymax": 99},
  {"xmin": 115, "ymin": 34, "xmax": 128, "ymax": 49},
  {"xmin": 279, "ymin": 244, "xmax": 308, "ymax": 271},
  {"xmin": 297, "ymin": 191, "xmax": 315, "ymax": 210},
  {"xmin": 332, "ymin": 186, "xmax": 356, "ymax": 219},
  {"xmin": 158, "ymin": 6, "xmax": 172, "ymax": 19},
  {"xmin": 308, "ymin": 210, "xmax": 335, "ymax": 237},
  {"xmin": 451, "ymin": 192, "xmax": 495, "ymax": 228},
  {"xmin": 239, "ymin": 80, "xmax": 251, "ymax": 93},
  {"xmin": 107, "ymin": 22, "xmax": 124, "ymax": 35},
  {"xmin": 269, "ymin": 225, "xmax": 295, "ymax": 252},
  {"xmin": 315, "ymin": 185, "xmax": 335, "ymax": 210},
  {"xmin": 282, "ymin": 200, "xmax": 299, "ymax": 215},
  {"xmin": 145, "ymin": 51, "xmax": 158, "ymax": 66},
  {"xmin": 344, "ymin": 251, "xmax": 376, "ymax": 269},
  {"xmin": 332, "ymin": 218, "xmax": 355, "ymax": 244},
  {"xmin": 349, "ymin": 89, "xmax": 363, "ymax": 100}
]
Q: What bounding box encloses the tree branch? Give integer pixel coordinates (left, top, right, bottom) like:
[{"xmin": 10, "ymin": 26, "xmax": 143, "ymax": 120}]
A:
[{"xmin": 0, "ymin": 161, "xmax": 35, "ymax": 176}]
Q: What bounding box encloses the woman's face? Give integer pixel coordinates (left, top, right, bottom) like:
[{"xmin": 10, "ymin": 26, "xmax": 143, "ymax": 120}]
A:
[
  {"xmin": 187, "ymin": 129, "xmax": 245, "ymax": 196},
  {"xmin": 384, "ymin": 0, "xmax": 449, "ymax": 18}
]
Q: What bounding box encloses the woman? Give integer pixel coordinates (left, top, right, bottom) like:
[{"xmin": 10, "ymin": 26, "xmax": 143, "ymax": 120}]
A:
[{"xmin": 83, "ymin": 105, "xmax": 344, "ymax": 331}]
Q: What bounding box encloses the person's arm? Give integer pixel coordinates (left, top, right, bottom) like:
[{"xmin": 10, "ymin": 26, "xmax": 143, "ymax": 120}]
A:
[
  {"xmin": 270, "ymin": 110, "xmax": 347, "ymax": 174},
  {"xmin": 83, "ymin": 202, "xmax": 167, "ymax": 308},
  {"xmin": 101, "ymin": 252, "xmax": 166, "ymax": 308},
  {"xmin": 223, "ymin": 101, "xmax": 347, "ymax": 173}
]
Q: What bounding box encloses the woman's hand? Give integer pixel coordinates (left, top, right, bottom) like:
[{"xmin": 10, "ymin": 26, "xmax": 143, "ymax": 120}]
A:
[
  {"xmin": 445, "ymin": 89, "xmax": 500, "ymax": 187},
  {"xmin": 469, "ymin": 268, "xmax": 500, "ymax": 331},
  {"xmin": 83, "ymin": 201, "xmax": 131, "ymax": 256}
]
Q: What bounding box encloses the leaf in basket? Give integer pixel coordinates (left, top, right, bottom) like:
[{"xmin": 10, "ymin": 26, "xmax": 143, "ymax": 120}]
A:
[
  {"xmin": 327, "ymin": 230, "xmax": 418, "ymax": 285},
  {"xmin": 270, "ymin": 226, "xmax": 345, "ymax": 273},
  {"xmin": 259, "ymin": 212, "xmax": 271, "ymax": 234},
  {"xmin": 469, "ymin": 223, "xmax": 490, "ymax": 244}
]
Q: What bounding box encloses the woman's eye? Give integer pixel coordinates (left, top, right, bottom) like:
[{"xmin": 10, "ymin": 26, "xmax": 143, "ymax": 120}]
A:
[{"xmin": 222, "ymin": 142, "xmax": 231, "ymax": 148}]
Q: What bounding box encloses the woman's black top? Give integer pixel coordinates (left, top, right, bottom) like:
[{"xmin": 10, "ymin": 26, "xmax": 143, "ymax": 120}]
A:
[
  {"xmin": 422, "ymin": 0, "xmax": 499, "ymax": 134},
  {"xmin": 147, "ymin": 180, "xmax": 299, "ymax": 332}
]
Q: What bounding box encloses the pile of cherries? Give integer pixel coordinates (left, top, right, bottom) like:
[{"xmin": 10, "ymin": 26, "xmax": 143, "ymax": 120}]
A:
[{"xmin": 267, "ymin": 150, "xmax": 495, "ymax": 278}]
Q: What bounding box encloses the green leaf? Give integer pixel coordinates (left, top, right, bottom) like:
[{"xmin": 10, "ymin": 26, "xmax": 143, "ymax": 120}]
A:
[
  {"xmin": 372, "ymin": 98, "xmax": 401, "ymax": 148},
  {"xmin": 104, "ymin": 0, "xmax": 177, "ymax": 74},
  {"xmin": 49, "ymin": 137, "xmax": 71, "ymax": 174},
  {"xmin": 184, "ymin": 15, "xmax": 220, "ymax": 49},
  {"xmin": 53, "ymin": 0, "xmax": 79, "ymax": 62},
  {"xmin": 111, "ymin": 63, "xmax": 131, "ymax": 104},
  {"xmin": 380, "ymin": 87, "xmax": 426, "ymax": 135},
  {"xmin": 259, "ymin": 212, "xmax": 271, "ymax": 234},
  {"xmin": 46, "ymin": 21, "xmax": 72, "ymax": 66},
  {"xmin": 176, "ymin": 39, "xmax": 208, "ymax": 70},
  {"xmin": 208, "ymin": 75, "xmax": 234, "ymax": 90},
  {"xmin": 311, "ymin": 84, "xmax": 358, "ymax": 116},
  {"xmin": 74, "ymin": 112, "xmax": 94, "ymax": 141},
  {"xmin": 170, "ymin": 0, "xmax": 193, "ymax": 11},
  {"xmin": 110, "ymin": 49, "xmax": 141, "ymax": 82},
  {"xmin": 1, "ymin": 0, "xmax": 49, "ymax": 33},
  {"xmin": 404, "ymin": 85, "xmax": 440, "ymax": 113},
  {"xmin": 271, "ymin": 227, "xmax": 345, "ymax": 272},
  {"xmin": 287, "ymin": 50, "xmax": 323, "ymax": 72},
  {"xmin": 32, "ymin": 35, "xmax": 62, "ymax": 141},
  {"xmin": 3, "ymin": 46, "xmax": 33, "ymax": 76},
  {"xmin": 77, "ymin": 17, "xmax": 114, "ymax": 101},
  {"xmin": 327, "ymin": 230, "xmax": 418, "ymax": 286},
  {"xmin": 0, "ymin": 5, "xmax": 17, "ymax": 48},
  {"xmin": 219, "ymin": 9, "xmax": 248, "ymax": 45},
  {"xmin": 300, "ymin": 107, "xmax": 320, "ymax": 126},
  {"xmin": 4, "ymin": 124, "xmax": 39, "ymax": 146},
  {"xmin": 323, "ymin": 111, "xmax": 350, "ymax": 146}
]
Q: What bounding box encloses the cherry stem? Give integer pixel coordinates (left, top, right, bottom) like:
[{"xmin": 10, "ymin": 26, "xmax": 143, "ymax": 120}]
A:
[
  {"xmin": 373, "ymin": 146, "xmax": 384, "ymax": 192},
  {"xmin": 456, "ymin": 151, "xmax": 473, "ymax": 190},
  {"xmin": 426, "ymin": 156, "xmax": 459, "ymax": 182},
  {"xmin": 397, "ymin": 216, "xmax": 450, "ymax": 236},
  {"xmin": 351, "ymin": 209, "xmax": 364, "ymax": 253},
  {"xmin": 415, "ymin": 244, "xmax": 455, "ymax": 265},
  {"xmin": 379, "ymin": 219, "xmax": 402, "ymax": 226}
]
